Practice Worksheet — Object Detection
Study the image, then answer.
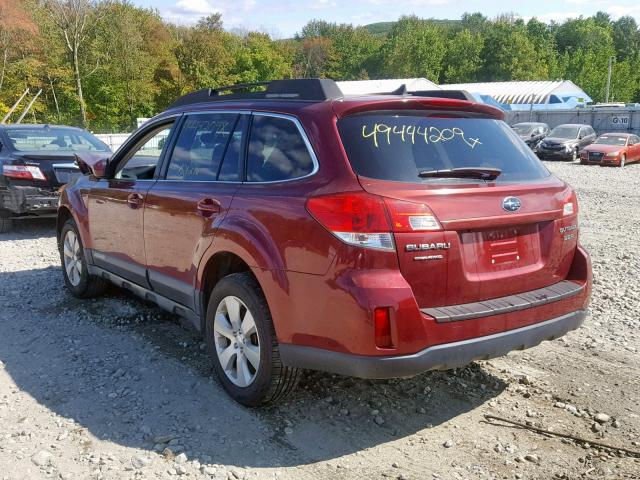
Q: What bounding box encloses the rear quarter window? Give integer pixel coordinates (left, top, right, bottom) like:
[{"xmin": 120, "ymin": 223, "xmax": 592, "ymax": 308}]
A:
[{"xmin": 337, "ymin": 114, "xmax": 550, "ymax": 184}]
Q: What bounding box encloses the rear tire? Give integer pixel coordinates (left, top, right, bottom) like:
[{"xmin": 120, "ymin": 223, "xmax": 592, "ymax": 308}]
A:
[
  {"xmin": 206, "ymin": 272, "xmax": 300, "ymax": 407},
  {"xmin": 0, "ymin": 210, "xmax": 12, "ymax": 233},
  {"xmin": 58, "ymin": 219, "xmax": 108, "ymax": 298}
]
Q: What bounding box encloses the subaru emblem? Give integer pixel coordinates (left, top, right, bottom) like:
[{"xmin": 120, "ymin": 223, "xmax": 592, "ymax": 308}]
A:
[{"xmin": 502, "ymin": 196, "xmax": 521, "ymax": 212}]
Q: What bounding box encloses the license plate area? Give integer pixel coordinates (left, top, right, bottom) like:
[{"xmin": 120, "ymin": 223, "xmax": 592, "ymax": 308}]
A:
[{"xmin": 462, "ymin": 224, "xmax": 542, "ymax": 274}]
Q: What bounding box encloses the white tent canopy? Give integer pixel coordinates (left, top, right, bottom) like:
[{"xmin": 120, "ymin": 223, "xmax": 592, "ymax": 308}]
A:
[
  {"xmin": 337, "ymin": 78, "xmax": 439, "ymax": 95},
  {"xmin": 439, "ymin": 80, "xmax": 591, "ymax": 105}
]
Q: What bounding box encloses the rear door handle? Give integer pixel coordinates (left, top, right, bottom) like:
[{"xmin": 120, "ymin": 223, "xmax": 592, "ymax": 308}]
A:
[
  {"xmin": 127, "ymin": 193, "xmax": 144, "ymax": 209},
  {"xmin": 197, "ymin": 198, "xmax": 221, "ymax": 217}
]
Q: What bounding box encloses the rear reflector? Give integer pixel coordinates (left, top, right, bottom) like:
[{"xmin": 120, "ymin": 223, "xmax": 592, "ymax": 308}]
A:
[
  {"xmin": 2, "ymin": 164, "xmax": 46, "ymax": 181},
  {"xmin": 306, "ymin": 192, "xmax": 441, "ymax": 251},
  {"xmin": 374, "ymin": 307, "xmax": 393, "ymax": 348}
]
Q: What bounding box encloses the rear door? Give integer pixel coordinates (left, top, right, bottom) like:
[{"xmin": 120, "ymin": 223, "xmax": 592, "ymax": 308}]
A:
[
  {"xmin": 337, "ymin": 113, "xmax": 578, "ymax": 308},
  {"xmin": 87, "ymin": 119, "xmax": 176, "ymax": 287},
  {"xmin": 143, "ymin": 112, "xmax": 248, "ymax": 309}
]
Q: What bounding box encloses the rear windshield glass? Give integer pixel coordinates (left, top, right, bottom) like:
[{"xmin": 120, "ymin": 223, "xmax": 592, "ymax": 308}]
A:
[
  {"xmin": 595, "ymin": 136, "xmax": 627, "ymax": 146},
  {"xmin": 549, "ymin": 126, "xmax": 579, "ymax": 139},
  {"xmin": 337, "ymin": 114, "xmax": 550, "ymax": 184},
  {"xmin": 4, "ymin": 128, "xmax": 110, "ymax": 152}
]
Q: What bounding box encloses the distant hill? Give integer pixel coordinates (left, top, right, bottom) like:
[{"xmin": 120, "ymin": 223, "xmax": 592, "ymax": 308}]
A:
[{"xmin": 364, "ymin": 19, "xmax": 462, "ymax": 36}]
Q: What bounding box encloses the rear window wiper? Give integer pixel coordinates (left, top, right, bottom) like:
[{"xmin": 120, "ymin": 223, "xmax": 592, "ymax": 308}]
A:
[{"xmin": 418, "ymin": 167, "xmax": 502, "ymax": 180}]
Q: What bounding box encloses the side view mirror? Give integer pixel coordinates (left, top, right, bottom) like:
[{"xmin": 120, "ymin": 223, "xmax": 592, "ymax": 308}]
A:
[{"xmin": 75, "ymin": 154, "xmax": 110, "ymax": 178}]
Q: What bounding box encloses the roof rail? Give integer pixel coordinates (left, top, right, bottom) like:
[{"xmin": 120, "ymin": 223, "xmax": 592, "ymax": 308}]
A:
[{"xmin": 169, "ymin": 78, "xmax": 344, "ymax": 109}]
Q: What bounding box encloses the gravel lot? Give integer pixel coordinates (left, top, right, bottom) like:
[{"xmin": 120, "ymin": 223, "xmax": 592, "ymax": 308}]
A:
[{"xmin": 1, "ymin": 161, "xmax": 639, "ymax": 480}]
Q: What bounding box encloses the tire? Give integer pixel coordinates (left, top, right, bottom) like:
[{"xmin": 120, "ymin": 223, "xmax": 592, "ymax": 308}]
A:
[
  {"xmin": 206, "ymin": 272, "xmax": 300, "ymax": 407},
  {"xmin": 571, "ymin": 148, "xmax": 578, "ymax": 162},
  {"xmin": 58, "ymin": 219, "xmax": 108, "ymax": 298},
  {"xmin": 0, "ymin": 210, "xmax": 12, "ymax": 233},
  {"xmin": 620, "ymin": 155, "xmax": 626, "ymax": 168}
]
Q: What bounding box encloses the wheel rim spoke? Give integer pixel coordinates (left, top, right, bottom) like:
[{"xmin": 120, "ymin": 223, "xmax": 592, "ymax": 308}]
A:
[
  {"xmin": 218, "ymin": 344, "xmax": 236, "ymax": 370},
  {"xmin": 214, "ymin": 313, "xmax": 235, "ymax": 340},
  {"xmin": 244, "ymin": 344, "xmax": 260, "ymax": 370},
  {"xmin": 236, "ymin": 354, "xmax": 252, "ymax": 387},
  {"xmin": 225, "ymin": 297, "xmax": 242, "ymax": 330},
  {"xmin": 241, "ymin": 310, "xmax": 256, "ymax": 336}
]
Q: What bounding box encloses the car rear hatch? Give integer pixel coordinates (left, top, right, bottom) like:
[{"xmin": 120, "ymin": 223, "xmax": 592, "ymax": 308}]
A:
[{"xmin": 337, "ymin": 111, "xmax": 580, "ymax": 310}]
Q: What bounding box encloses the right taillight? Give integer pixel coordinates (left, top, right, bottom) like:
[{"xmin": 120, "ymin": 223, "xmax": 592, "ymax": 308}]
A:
[
  {"xmin": 563, "ymin": 191, "xmax": 578, "ymax": 217},
  {"xmin": 306, "ymin": 192, "xmax": 441, "ymax": 251}
]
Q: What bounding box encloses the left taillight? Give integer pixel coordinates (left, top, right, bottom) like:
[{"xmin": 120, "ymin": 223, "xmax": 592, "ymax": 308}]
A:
[
  {"xmin": 2, "ymin": 164, "xmax": 46, "ymax": 181},
  {"xmin": 305, "ymin": 191, "xmax": 441, "ymax": 251}
]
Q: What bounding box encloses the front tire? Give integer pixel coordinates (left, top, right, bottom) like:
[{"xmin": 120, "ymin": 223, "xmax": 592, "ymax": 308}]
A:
[
  {"xmin": 0, "ymin": 210, "xmax": 13, "ymax": 233},
  {"xmin": 206, "ymin": 272, "xmax": 300, "ymax": 406},
  {"xmin": 571, "ymin": 148, "xmax": 578, "ymax": 162},
  {"xmin": 620, "ymin": 154, "xmax": 626, "ymax": 168},
  {"xmin": 58, "ymin": 219, "xmax": 108, "ymax": 298}
]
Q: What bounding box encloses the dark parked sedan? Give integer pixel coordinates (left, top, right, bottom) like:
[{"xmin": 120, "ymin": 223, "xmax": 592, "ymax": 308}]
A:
[
  {"xmin": 0, "ymin": 124, "xmax": 111, "ymax": 232},
  {"xmin": 512, "ymin": 122, "xmax": 550, "ymax": 151},
  {"xmin": 537, "ymin": 124, "xmax": 596, "ymax": 161}
]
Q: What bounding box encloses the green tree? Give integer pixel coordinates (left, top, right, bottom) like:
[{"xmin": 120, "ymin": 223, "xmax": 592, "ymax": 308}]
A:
[
  {"xmin": 379, "ymin": 16, "xmax": 446, "ymax": 80},
  {"xmin": 442, "ymin": 29, "xmax": 483, "ymax": 83}
]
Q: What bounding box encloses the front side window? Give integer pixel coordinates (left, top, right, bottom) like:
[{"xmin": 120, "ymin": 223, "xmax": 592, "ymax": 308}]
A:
[
  {"xmin": 166, "ymin": 113, "xmax": 239, "ymax": 181},
  {"xmin": 115, "ymin": 123, "xmax": 173, "ymax": 180},
  {"xmin": 246, "ymin": 115, "xmax": 314, "ymax": 182},
  {"xmin": 337, "ymin": 114, "xmax": 550, "ymax": 184}
]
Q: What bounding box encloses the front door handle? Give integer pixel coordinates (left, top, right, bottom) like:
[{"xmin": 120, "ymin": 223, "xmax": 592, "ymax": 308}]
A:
[
  {"xmin": 127, "ymin": 193, "xmax": 144, "ymax": 209},
  {"xmin": 197, "ymin": 198, "xmax": 221, "ymax": 217}
]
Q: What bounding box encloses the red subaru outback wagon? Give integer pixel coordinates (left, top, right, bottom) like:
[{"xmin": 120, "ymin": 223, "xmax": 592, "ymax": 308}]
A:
[{"xmin": 58, "ymin": 79, "xmax": 592, "ymax": 406}]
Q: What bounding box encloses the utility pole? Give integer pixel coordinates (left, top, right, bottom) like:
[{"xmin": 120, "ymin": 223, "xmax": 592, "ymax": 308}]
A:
[
  {"xmin": 1, "ymin": 88, "xmax": 30, "ymax": 124},
  {"xmin": 605, "ymin": 56, "xmax": 613, "ymax": 103}
]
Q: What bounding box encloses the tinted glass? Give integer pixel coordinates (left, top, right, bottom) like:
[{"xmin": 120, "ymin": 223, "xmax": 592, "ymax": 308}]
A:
[
  {"xmin": 337, "ymin": 114, "xmax": 550, "ymax": 184},
  {"xmin": 550, "ymin": 126, "xmax": 580, "ymax": 139},
  {"xmin": 166, "ymin": 113, "xmax": 238, "ymax": 181},
  {"xmin": 5, "ymin": 128, "xmax": 110, "ymax": 152},
  {"xmin": 115, "ymin": 124, "xmax": 173, "ymax": 180},
  {"xmin": 246, "ymin": 115, "xmax": 314, "ymax": 182},
  {"xmin": 218, "ymin": 115, "xmax": 248, "ymax": 181},
  {"xmin": 595, "ymin": 136, "xmax": 627, "ymax": 146}
]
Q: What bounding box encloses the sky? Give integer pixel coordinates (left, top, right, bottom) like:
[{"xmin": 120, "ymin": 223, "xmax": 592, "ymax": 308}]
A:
[{"xmin": 130, "ymin": 0, "xmax": 640, "ymax": 37}]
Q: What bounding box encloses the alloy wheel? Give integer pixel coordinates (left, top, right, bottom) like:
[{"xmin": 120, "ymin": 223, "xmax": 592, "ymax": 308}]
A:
[
  {"xmin": 213, "ymin": 296, "xmax": 261, "ymax": 387},
  {"xmin": 63, "ymin": 230, "xmax": 83, "ymax": 287}
]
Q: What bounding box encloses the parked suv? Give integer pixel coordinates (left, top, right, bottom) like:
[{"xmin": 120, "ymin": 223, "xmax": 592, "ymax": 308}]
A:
[
  {"xmin": 537, "ymin": 124, "xmax": 596, "ymax": 161},
  {"xmin": 0, "ymin": 124, "xmax": 111, "ymax": 232},
  {"xmin": 58, "ymin": 79, "xmax": 592, "ymax": 406}
]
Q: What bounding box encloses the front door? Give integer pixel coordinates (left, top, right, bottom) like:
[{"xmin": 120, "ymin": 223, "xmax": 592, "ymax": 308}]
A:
[
  {"xmin": 143, "ymin": 112, "xmax": 248, "ymax": 309},
  {"xmin": 87, "ymin": 120, "xmax": 176, "ymax": 287}
]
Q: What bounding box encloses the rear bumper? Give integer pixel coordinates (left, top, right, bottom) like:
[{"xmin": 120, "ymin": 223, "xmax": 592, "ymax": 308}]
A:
[
  {"xmin": 280, "ymin": 309, "xmax": 586, "ymax": 378},
  {"xmin": 0, "ymin": 186, "xmax": 59, "ymax": 214}
]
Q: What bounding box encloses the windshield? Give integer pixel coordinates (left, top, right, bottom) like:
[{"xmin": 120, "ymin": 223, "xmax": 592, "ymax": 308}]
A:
[
  {"xmin": 595, "ymin": 136, "xmax": 627, "ymax": 146},
  {"xmin": 512, "ymin": 124, "xmax": 534, "ymax": 135},
  {"xmin": 549, "ymin": 126, "xmax": 579, "ymax": 139},
  {"xmin": 4, "ymin": 128, "xmax": 110, "ymax": 153},
  {"xmin": 337, "ymin": 114, "xmax": 550, "ymax": 184}
]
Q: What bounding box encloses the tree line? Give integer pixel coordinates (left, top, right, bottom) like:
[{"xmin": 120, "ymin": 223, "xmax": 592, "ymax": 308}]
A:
[{"xmin": 1, "ymin": 0, "xmax": 639, "ymax": 133}]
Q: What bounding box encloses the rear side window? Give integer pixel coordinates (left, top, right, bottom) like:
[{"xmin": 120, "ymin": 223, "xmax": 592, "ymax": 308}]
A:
[
  {"xmin": 166, "ymin": 113, "xmax": 239, "ymax": 181},
  {"xmin": 246, "ymin": 115, "xmax": 314, "ymax": 182},
  {"xmin": 337, "ymin": 114, "xmax": 550, "ymax": 184}
]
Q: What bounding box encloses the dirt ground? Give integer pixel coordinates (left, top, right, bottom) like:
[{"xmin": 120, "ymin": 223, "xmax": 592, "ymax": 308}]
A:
[{"xmin": 1, "ymin": 161, "xmax": 639, "ymax": 480}]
